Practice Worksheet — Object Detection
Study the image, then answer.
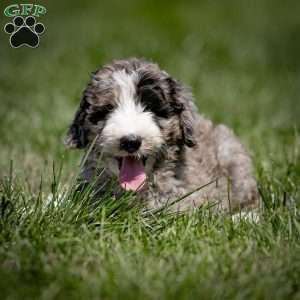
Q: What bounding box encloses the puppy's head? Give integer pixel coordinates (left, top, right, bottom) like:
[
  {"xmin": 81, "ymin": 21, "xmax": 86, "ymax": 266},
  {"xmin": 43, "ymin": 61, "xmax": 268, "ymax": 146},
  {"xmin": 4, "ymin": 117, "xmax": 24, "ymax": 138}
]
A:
[{"xmin": 65, "ymin": 58, "xmax": 196, "ymax": 191}]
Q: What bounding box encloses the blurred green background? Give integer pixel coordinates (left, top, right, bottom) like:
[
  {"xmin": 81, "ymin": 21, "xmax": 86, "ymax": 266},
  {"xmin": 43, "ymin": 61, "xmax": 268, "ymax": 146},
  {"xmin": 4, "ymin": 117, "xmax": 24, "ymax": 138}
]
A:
[{"xmin": 0, "ymin": 0, "xmax": 299, "ymax": 180}]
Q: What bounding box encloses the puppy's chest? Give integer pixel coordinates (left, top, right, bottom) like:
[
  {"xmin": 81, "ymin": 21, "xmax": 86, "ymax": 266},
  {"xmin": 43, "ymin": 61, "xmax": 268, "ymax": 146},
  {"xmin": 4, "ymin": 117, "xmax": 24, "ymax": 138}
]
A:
[{"xmin": 144, "ymin": 152, "xmax": 217, "ymax": 196}]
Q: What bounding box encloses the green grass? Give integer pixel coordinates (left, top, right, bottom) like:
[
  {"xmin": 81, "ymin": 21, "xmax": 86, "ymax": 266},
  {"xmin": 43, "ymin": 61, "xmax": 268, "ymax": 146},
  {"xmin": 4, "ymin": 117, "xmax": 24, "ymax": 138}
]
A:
[{"xmin": 1, "ymin": 0, "xmax": 300, "ymax": 299}]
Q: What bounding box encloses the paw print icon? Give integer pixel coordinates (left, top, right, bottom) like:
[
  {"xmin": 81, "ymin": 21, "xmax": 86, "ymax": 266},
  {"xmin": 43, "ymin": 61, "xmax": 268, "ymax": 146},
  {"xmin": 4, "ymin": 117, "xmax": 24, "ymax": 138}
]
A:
[{"xmin": 4, "ymin": 16, "xmax": 45, "ymax": 48}]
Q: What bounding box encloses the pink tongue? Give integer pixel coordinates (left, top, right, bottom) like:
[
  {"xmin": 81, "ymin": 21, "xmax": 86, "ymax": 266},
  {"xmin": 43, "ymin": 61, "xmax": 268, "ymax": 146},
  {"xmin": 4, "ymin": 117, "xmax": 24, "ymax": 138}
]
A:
[{"xmin": 119, "ymin": 157, "xmax": 146, "ymax": 191}]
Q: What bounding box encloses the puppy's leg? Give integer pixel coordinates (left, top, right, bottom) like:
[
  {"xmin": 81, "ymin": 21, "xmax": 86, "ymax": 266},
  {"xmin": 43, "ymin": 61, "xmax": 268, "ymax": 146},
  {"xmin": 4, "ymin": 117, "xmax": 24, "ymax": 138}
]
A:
[
  {"xmin": 76, "ymin": 152, "xmax": 112, "ymax": 197},
  {"xmin": 214, "ymin": 125, "xmax": 259, "ymax": 210}
]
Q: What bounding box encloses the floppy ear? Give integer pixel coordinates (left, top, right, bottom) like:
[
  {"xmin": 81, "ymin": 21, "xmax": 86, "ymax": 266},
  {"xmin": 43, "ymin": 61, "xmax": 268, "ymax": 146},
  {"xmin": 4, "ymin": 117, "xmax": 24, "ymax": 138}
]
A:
[
  {"xmin": 64, "ymin": 96, "xmax": 90, "ymax": 149},
  {"xmin": 167, "ymin": 78, "xmax": 196, "ymax": 147},
  {"xmin": 179, "ymin": 104, "xmax": 196, "ymax": 147}
]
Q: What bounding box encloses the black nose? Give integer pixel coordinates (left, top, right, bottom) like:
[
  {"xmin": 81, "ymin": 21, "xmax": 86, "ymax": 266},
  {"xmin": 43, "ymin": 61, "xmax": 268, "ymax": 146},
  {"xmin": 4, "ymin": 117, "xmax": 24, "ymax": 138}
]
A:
[{"xmin": 120, "ymin": 135, "xmax": 142, "ymax": 153}]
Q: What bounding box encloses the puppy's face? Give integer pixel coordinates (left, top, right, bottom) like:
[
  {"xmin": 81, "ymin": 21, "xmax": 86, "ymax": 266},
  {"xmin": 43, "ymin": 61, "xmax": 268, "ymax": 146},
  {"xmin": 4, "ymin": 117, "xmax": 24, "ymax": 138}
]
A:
[{"xmin": 65, "ymin": 59, "xmax": 196, "ymax": 191}]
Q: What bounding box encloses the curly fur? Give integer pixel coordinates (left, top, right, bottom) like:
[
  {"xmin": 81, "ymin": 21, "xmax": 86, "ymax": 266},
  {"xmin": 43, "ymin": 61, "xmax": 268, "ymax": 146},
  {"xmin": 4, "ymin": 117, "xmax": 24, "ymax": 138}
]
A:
[{"xmin": 65, "ymin": 58, "xmax": 259, "ymax": 211}]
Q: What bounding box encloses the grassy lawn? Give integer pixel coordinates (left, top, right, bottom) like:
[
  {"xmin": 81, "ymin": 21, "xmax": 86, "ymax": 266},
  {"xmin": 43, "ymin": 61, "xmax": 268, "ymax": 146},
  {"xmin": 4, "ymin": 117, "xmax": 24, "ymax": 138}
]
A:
[{"xmin": 1, "ymin": 0, "xmax": 300, "ymax": 299}]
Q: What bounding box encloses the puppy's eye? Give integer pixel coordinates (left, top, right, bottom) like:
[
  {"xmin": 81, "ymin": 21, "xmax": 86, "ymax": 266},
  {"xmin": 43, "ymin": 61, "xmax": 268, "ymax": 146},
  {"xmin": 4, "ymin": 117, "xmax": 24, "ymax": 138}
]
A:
[
  {"xmin": 141, "ymin": 88, "xmax": 172, "ymax": 118},
  {"xmin": 138, "ymin": 78, "xmax": 155, "ymax": 87},
  {"xmin": 89, "ymin": 104, "xmax": 114, "ymax": 124}
]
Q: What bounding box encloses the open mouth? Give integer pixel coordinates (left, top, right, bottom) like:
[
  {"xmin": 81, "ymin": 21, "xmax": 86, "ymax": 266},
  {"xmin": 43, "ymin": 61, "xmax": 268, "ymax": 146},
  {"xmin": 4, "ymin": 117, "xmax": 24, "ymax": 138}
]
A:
[{"xmin": 115, "ymin": 156, "xmax": 147, "ymax": 192}]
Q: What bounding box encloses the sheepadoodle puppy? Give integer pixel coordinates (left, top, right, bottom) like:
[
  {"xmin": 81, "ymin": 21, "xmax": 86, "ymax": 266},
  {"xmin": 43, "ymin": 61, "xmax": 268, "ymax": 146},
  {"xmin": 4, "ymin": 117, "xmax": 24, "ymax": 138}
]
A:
[{"xmin": 65, "ymin": 58, "xmax": 259, "ymax": 211}]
